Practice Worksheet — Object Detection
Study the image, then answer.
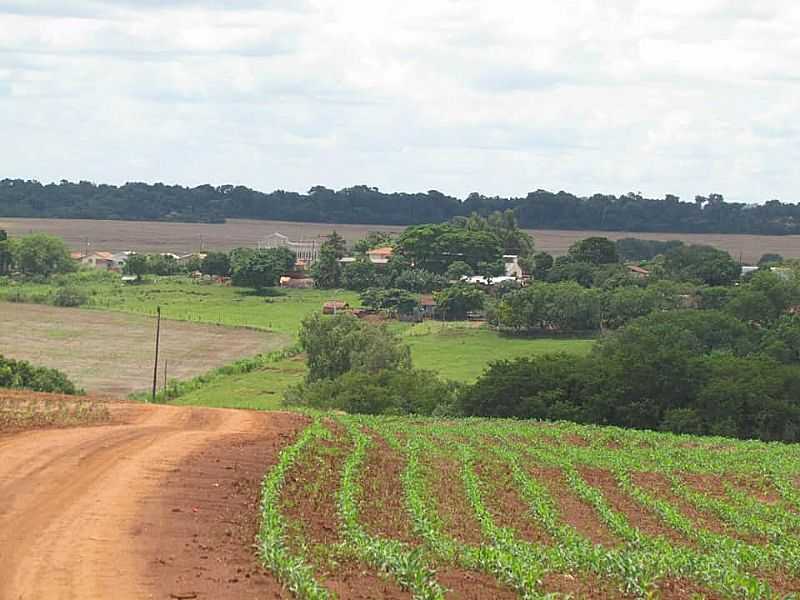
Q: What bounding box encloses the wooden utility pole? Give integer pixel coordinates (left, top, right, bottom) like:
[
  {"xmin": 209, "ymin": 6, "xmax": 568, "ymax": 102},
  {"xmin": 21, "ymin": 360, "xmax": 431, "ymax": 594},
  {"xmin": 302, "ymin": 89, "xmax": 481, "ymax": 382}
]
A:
[{"xmin": 151, "ymin": 306, "xmax": 161, "ymax": 402}]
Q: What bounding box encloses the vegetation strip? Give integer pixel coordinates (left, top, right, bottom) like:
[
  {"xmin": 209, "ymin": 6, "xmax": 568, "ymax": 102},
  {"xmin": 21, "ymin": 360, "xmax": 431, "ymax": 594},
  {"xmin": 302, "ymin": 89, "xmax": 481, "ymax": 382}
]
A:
[
  {"xmin": 257, "ymin": 418, "xmax": 330, "ymax": 599},
  {"xmin": 336, "ymin": 419, "xmax": 445, "ymax": 600}
]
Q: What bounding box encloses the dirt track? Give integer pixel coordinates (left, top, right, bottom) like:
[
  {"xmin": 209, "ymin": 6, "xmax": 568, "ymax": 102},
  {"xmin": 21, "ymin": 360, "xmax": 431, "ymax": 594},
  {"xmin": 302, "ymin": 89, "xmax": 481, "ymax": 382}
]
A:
[{"xmin": 0, "ymin": 403, "xmax": 305, "ymax": 599}]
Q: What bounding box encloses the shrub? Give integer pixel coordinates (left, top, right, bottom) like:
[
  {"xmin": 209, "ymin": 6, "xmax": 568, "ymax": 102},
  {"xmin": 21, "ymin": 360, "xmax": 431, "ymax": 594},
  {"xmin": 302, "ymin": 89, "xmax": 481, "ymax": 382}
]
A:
[
  {"xmin": 53, "ymin": 287, "xmax": 89, "ymax": 307},
  {"xmin": 0, "ymin": 355, "xmax": 79, "ymax": 394}
]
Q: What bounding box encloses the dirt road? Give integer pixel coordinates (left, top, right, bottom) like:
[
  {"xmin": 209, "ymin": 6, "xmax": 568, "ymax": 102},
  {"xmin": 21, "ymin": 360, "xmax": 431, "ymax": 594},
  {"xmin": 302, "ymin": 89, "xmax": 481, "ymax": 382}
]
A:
[{"xmin": 0, "ymin": 403, "xmax": 306, "ymax": 599}]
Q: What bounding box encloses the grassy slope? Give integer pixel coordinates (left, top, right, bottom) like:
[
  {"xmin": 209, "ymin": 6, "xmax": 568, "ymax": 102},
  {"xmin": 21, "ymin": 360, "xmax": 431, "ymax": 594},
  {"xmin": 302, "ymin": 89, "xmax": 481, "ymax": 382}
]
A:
[{"xmin": 1, "ymin": 274, "xmax": 593, "ymax": 408}]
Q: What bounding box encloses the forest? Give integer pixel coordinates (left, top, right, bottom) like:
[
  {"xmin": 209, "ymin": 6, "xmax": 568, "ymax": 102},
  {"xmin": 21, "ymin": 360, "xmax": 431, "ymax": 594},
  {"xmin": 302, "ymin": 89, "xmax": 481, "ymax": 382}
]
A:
[{"xmin": 3, "ymin": 179, "xmax": 800, "ymax": 234}]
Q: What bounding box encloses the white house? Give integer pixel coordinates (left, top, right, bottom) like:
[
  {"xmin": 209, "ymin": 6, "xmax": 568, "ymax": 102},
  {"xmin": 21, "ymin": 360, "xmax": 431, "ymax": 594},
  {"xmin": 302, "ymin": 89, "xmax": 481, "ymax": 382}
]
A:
[{"xmin": 503, "ymin": 255, "xmax": 524, "ymax": 278}]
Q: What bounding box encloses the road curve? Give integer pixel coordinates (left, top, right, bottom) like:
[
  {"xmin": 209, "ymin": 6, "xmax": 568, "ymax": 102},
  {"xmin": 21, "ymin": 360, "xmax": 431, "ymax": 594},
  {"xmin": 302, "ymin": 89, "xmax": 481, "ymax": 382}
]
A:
[{"xmin": 0, "ymin": 403, "xmax": 293, "ymax": 600}]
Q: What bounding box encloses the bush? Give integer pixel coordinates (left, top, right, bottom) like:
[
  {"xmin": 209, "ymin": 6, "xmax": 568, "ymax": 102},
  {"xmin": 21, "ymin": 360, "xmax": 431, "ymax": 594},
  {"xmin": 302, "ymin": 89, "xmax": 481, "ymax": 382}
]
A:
[
  {"xmin": 0, "ymin": 355, "xmax": 79, "ymax": 394},
  {"xmin": 53, "ymin": 287, "xmax": 89, "ymax": 307},
  {"xmin": 298, "ymin": 312, "xmax": 411, "ymax": 382},
  {"xmin": 284, "ymin": 368, "xmax": 459, "ymax": 416},
  {"xmin": 434, "ymin": 283, "xmax": 486, "ymax": 320}
]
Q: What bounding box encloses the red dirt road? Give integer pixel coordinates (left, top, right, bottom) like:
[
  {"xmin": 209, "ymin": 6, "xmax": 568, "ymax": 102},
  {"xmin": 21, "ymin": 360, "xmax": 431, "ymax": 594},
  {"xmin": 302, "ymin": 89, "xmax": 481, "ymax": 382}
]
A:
[{"xmin": 0, "ymin": 403, "xmax": 304, "ymax": 599}]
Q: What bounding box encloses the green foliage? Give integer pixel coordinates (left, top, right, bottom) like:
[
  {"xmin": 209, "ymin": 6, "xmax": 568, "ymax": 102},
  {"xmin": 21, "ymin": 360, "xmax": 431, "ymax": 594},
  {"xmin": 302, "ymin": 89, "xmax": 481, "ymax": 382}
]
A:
[
  {"xmin": 395, "ymin": 223, "xmax": 503, "ymax": 274},
  {"xmin": 297, "ymin": 313, "xmax": 411, "ymax": 382},
  {"xmin": 325, "ymin": 230, "xmax": 348, "ymax": 258},
  {"xmin": 352, "ymin": 231, "xmax": 395, "ymax": 255},
  {"xmin": 310, "ymin": 244, "xmax": 341, "ymax": 289},
  {"xmin": 123, "ymin": 254, "xmax": 148, "ymax": 279},
  {"xmin": 492, "ymin": 281, "xmax": 603, "ymax": 332},
  {"xmin": 392, "ymin": 269, "xmax": 447, "ymax": 293},
  {"xmin": 615, "ymin": 238, "xmax": 684, "ymax": 262},
  {"xmin": 359, "ymin": 287, "xmax": 419, "ymax": 314},
  {"xmin": 52, "ymin": 286, "xmax": 89, "ymax": 307},
  {"xmin": 663, "ymin": 244, "xmax": 740, "ymax": 286},
  {"xmin": 341, "ymin": 258, "xmax": 379, "ymax": 291},
  {"xmin": 0, "ymin": 229, "xmax": 11, "ymax": 275},
  {"xmin": 567, "ymin": 236, "xmax": 618, "ymax": 265},
  {"xmin": 445, "ymin": 260, "xmax": 473, "ymax": 280},
  {"xmin": 758, "ymin": 253, "xmax": 783, "ymax": 266},
  {"xmin": 433, "ymin": 283, "xmax": 485, "ymax": 320},
  {"xmin": 546, "ymin": 258, "xmax": 595, "ymax": 287},
  {"xmin": 0, "ymin": 355, "xmax": 79, "ymax": 394},
  {"xmin": 284, "ymin": 368, "xmax": 459, "ymax": 415},
  {"xmin": 200, "ymin": 251, "xmax": 231, "ymax": 276},
  {"xmin": 10, "ymin": 233, "xmax": 74, "ymax": 277},
  {"xmin": 531, "ymin": 251, "xmax": 553, "ymax": 280},
  {"xmin": 231, "ymin": 247, "xmax": 295, "ymax": 289},
  {"xmin": 450, "ymin": 210, "xmax": 534, "ymax": 257}
]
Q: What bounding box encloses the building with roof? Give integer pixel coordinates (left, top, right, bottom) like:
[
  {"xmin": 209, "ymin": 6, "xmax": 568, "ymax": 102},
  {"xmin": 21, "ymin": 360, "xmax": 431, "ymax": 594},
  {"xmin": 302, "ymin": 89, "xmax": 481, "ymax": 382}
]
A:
[
  {"xmin": 367, "ymin": 246, "xmax": 393, "ymax": 265},
  {"xmin": 259, "ymin": 232, "xmax": 320, "ymax": 264}
]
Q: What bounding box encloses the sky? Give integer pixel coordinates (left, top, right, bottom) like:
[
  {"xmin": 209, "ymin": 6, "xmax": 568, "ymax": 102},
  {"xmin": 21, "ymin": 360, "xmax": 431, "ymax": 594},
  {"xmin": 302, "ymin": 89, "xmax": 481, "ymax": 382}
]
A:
[{"xmin": 0, "ymin": 0, "xmax": 798, "ymax": 203}]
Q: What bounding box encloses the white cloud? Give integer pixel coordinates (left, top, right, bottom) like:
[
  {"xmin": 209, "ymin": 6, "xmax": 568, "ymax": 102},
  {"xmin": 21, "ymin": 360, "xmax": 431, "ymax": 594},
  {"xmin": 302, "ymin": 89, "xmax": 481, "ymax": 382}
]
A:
[{"xmin": 0, "ymin": 0, "xmax": 798, "ymax": 203}]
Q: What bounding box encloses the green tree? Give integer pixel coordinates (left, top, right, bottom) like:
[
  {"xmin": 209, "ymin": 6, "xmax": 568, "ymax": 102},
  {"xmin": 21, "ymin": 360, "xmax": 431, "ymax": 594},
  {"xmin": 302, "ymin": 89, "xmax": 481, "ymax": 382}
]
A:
[
  {"xmin": 200, "ymin": 252, "xmax": 231, "ymax": 276},
  {"xmin": 531, "ymin": 251, "xmax": 554, "ymax": 280},
  {"xmin": 123, "ymin": 254, "xmax": 148, "ymax": 280},
  {"xmin": 360, "ymin": 288, "xmax": 419, "ymax": 314},
  {"xmin": 298, "ymin": 312, "xmax": 411, "ymax": 382},
  {"xmin": 231, "ymin": 247, "xmax": 295, "ymax": 289},
  {"xmin": 395, "ymin": 223, "xmax": 503, "ymax": 274},
  {"xmin": 10, "ymin": 233, "xmax": 74, "ymax": 277},
  {"xmin": 434, "ymin": 283, "xmax": 486, "ymax": 320},
  {"xmin": 663, "ymin": 244, "xmax": 740, "ymax": 286},
  {"xmin": 393, "ymin": 269, "xmax": 448, "ymax": 293},
  {"xmin": 445, "ymin": 260, "xmax": 473, "ymax": 281},
  {"xmin": 352, "ymin": 231, "xmax": 394, "ymax": 255},
  {"xmin": 567, "ymin": 237, "xmax": 618, "ymax": 265},
  {"xmin": 325, "ymin": 230, "xmax": 348, "ymax": 258},
  {"xmin": 342, "ymin": 258, "xmax": 379, "ymax": 291},
  {"xmin": 310, "ymin": 243, "xmax": 342, "ymax": 289},
  {"xmin": 758, "ymin": 253, "xmax": 783, "ymax": 266},
  {"xmin": 0, "ymin": 230, "xmax": 11, "ymax": 275}
]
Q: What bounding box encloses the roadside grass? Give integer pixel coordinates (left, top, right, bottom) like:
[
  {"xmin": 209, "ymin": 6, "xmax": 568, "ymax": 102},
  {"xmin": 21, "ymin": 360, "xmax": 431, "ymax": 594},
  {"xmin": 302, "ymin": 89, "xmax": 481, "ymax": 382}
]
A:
[
  {"xmin": 0, "ymin": 390, "xmax": 110, "ymax": 432},
  {"xmin": 169, "ymin": 354, "xmax": 308, "ymax": 409}
]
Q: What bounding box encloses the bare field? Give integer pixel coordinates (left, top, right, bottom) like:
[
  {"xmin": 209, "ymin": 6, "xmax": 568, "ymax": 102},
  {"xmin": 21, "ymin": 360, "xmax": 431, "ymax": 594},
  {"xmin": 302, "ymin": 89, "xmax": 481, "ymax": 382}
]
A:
[
  {"xmin": 3, "ymin": 216, "xmax": 799, "ymax": 263},
  {"xmin": 0, "ymin": 303, "xmax": 290, "ymax": 396}
]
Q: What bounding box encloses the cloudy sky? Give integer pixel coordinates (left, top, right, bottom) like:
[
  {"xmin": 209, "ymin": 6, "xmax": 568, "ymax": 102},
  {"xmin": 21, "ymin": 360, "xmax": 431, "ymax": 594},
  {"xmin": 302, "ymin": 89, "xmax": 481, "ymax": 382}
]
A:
[{"xmin": 0, "ymin": 1, "xmax": 798, "ymax": 203}]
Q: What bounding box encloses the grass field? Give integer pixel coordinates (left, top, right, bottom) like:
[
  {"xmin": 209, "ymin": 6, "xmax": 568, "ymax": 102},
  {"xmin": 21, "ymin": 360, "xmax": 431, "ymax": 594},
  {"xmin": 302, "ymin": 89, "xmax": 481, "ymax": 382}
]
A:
[
  {"xmin": 400, "ymin": 322, "xmax": 594, "ymax": 382},
  {"xmin": 1, "ymin": 275, "xmax": 593, "ymax": 404},
  {"xmin": 260, "ymin": 414, "xmax": 800, "ymax": 599},
  {"xmin": 0, "ymin": 302, "xmax": 287, "ymax": 396},
  {"xmin": 2, "ymin": 216, "xmax": 799, "ymax": 263}
]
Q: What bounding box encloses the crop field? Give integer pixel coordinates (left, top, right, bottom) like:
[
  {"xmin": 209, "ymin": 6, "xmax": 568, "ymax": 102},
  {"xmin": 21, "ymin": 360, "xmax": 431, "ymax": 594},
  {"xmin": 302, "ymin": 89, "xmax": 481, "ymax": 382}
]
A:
[
  {"xmin": 0, "ymin": 389, "xmax": 110, "ymax": 432},
  {"xmin": 3, "ymin": 216, "xmax": 800, "ymax": 264},
  {"xmin": 0, "ymin": 302, "xmax": 288, "ymax": 396},
  {"xmin": 260, "ymin": 415, "xmax": 800, "ymax": 599}
]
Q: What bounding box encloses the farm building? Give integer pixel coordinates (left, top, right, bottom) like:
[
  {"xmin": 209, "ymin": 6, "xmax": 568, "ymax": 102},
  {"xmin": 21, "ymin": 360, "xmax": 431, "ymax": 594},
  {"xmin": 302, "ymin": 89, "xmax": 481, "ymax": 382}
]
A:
[
  {"xmin": 259, "ymin": 232, "xmax": 320, "ymax": 264},
  {"xmin": 280, "ymin": 276, "xmax": 315, "ymax": 289},
  {"xmin": 81, "ymin": 251, "xmax": 115, "ymax": 270},
  {"xmin": 323, "ymin": 300, "xmax": 350, "ymax": 315},
  {"xmin": 420, "ymin": 294, "xmax": 437, "ymax": 318},
  {"xmin": 367, "ymin": 246, "xmax": 393, "ymax": 265},
  {"xmin": 503, "ymin": 255, "xmax": 524, "ymax": 278},
  {"xmin": 627, "ymin": 265, "xmax": 650, "ymax": 279}
]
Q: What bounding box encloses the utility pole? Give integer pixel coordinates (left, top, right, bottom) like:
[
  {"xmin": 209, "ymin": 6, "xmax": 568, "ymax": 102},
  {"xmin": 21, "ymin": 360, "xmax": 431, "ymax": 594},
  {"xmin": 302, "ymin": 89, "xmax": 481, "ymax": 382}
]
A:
[{"xmin": 151, "ymin": 306, "xmax": 161, "ymax": 402}]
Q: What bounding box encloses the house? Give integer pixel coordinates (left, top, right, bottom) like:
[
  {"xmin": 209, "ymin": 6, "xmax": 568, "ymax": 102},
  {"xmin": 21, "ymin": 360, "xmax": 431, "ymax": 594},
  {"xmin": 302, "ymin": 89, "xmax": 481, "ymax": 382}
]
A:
[
  {"xmin": 177, "ymin": 252, "xmax": 206, "ymax": 266},
  {"xmin": 627, "ymin": 265, "xmax": 650, "ymax": 279},
  {"xmin": 367, "ymin": 247, "xmax": 393, "ymax": 265},
  {"xmin": 322, "ymin": 300, "xmax": 350, "ymax": 315},
  {"xmin": 81, "ymin": 251, "xmax": 115, "ymax": 270},
  {"xmin": 503, "ymin": 255, "xmax": 524, "ymax": 278},
  {"xmin": 771, "ymin": 267, "xmax": 793, "ymax": 281},
  {"xmin": 260, "ymin": 232, "xmax": 321, "ymax": 264},
  {"xmin": 420, "ymin": 294, "xmax": 437, "ymax": 318},
  {"xmin": 462, "ymin": 275, "xmax": 517, "ymax": 286},
  {"xmin": 280, "ymin": 276, "xmax": 315, "ymax": 289}
]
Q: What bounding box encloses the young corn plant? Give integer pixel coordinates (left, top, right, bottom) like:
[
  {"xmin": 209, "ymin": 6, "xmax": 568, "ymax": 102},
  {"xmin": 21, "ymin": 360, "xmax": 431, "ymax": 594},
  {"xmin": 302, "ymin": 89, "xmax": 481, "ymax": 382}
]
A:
[
  {"xmin": 258, "ymin": 419, "xmax": 331, "ymax": 599},
  {"xmin": 336, "ymin": 419, "xmax": 445, "ymax": 600}
]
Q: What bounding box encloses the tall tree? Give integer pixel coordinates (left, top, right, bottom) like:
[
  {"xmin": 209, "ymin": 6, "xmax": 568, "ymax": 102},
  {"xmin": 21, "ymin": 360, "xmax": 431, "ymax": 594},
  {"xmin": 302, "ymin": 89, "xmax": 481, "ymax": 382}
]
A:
[
  {"xmin": 311, "ymin": 243, "xmax": 341, "ymax": 289},
  {"xmin": 10, "ymin": 233, "xmax": 74, "ymax": 277}
]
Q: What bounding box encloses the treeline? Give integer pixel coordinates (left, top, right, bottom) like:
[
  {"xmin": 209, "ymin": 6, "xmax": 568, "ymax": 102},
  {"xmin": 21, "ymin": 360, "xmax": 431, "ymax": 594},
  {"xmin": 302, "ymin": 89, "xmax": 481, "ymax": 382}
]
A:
[{"xmin": 4, "ymin": 179, "xmax": 800, "ymax": 234}]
